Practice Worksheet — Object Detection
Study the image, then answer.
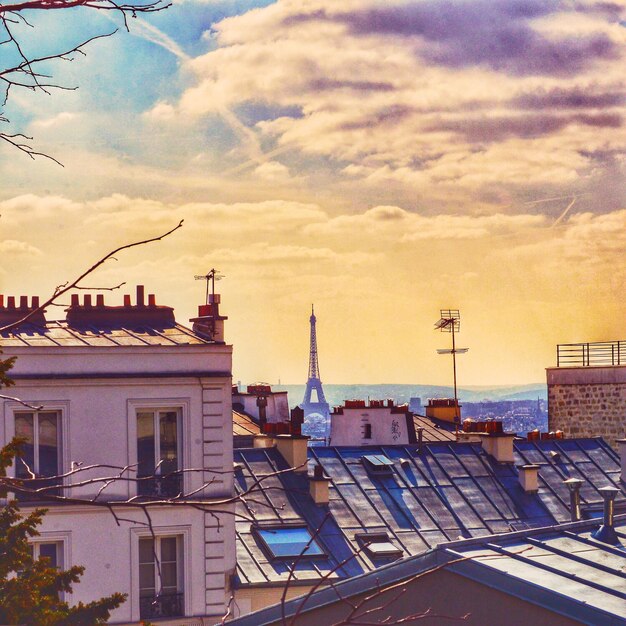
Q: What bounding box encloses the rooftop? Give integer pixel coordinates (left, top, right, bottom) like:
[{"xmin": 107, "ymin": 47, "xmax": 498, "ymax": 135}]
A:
[
  {"xmin": 233, "ymin": 437, "xmax": 624, "ymax": 588},
  {"xmin": 230, "ymin": 514, "xmax": 626, "ymax": 626}
]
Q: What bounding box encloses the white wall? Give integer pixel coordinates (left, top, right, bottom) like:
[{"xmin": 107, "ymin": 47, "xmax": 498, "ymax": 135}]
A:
[{"xmin": 330, "ymin": 407, "xmax": 412, "ymax": 447}]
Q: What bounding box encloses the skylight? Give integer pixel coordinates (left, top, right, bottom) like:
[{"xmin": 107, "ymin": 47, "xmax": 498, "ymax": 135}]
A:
[
  {"xmin": 255, "ymin": 527, "xmax": 325, "ymax": 559},
  {"xmin": 362, "ymin": 454, "xmax": 395, "ymax": 475}
]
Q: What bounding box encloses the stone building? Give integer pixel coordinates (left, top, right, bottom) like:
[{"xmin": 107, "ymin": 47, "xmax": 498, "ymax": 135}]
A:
[{"xmin": 547, "ymin": 340, "xmax": 626, "ymax": 448}]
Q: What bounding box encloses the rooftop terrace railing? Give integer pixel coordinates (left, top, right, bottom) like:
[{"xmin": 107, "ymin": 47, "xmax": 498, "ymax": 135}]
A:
[{"xmin": 557, "ymin": 340, "xmax": 626, "ymax": 367}]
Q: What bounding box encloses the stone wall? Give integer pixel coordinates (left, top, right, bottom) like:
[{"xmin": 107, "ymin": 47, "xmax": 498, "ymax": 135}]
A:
[{"xmin": 547, "ymin": 366, "xmax": 626, "ymax": 448}]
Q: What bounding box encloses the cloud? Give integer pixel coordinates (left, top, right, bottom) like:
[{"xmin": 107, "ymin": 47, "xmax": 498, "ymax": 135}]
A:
[{"xmin": 0, "ymin": 240, "xmax": 43, "ymax": 256}]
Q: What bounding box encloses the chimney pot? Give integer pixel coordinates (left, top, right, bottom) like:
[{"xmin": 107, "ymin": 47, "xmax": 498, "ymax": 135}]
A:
[
  {"xmin": 19, "ymin": 296, "xmax": 28, "ymax": 308},
  {"xmin": 564, "ymin": 478, "xmax": 583, "ymax": 521},
  {"xmin": 71, "ymin": 294, "xmax": 79, "ymax": 307},
  {"xmin": 136, "ymin": 285, "xmax": 145, "ymax": 307},
  {"xmin": 31, "ymin": 296, "xmax": 39, "ymax": 308},
  {"xmin": 591, "ymin": 486, "xmax": 620, "ymax": 544},
  {"xmin": 148, "ymin": 294, "xmax": 156, "ymax": 307},
  {"xmin": 96, "ymin": 294, "xmax": 105, "ymax": 307},
  {"xmin": 124, "ymin": 294, "xmax": 131, "ymax": 307},
  {"xmin": 83, "ymin": 294, "xmax": 92, "ymax": 308},
  {"xmin": 7, "ymin": 296, "xmax": 15, "ymax": 309},
  {"xmin": 0, "ymin": 295, "xmax": 4, "ymax": 308}
]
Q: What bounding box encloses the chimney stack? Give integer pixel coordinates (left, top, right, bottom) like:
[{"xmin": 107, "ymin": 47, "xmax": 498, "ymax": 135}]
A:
[
  {"xmin": 563, "ymin": 478, "xmax": 583, "ymax": 522},
  {"xmin": 309, "ymin": 463, "xmax": 330, "ymax": 506},
  {"xmin": 591, "ymin": 486, "xmax": 620, "ymax": 544},
  {"xmin": 481, "ymin": 433, "xmax": 515, "ymax": 463},
  {"xmin": 274, "ymin": 434, "xmax": 310, "ymax": 473},
  {"xmin": 518, "ymin": 464, "xmax": 540, "ymax": 493}
]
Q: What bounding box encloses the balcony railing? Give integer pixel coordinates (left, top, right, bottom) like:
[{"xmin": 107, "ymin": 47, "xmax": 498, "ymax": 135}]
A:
[
  {"xmin": 557, "ymin": 341, "xmax": 626, "ymax": 367},
  {"xmin": 139, "ymin": 592, "xmax": 184, "ymax": 620},
  {"xmin": 137, "ymin": 473, "xmax": 183, "ymax": 498}
]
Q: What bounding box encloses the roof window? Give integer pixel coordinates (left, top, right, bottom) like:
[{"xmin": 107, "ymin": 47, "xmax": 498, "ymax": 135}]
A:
[
  {"xmin": 355, "ymin": 532, "xmax": 403, "ymax": 559},
  {"xmin": 254, "ymin": 526, "xmax": 325, "ymax": 559},
  {"xmin": 362, "ymin": 454, "xmax": 395, "ymax": 476}
]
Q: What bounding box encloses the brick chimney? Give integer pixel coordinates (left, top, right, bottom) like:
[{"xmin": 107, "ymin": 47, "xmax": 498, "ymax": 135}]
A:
[
  {"xmin": 274, "ymin": 434, "xmax": 310, "ymax": 473},
  {"xmin": 190, "ymin": 293, "xmax": 227, "ymax": 342},
  {"xmin": 0, "ymin": 295, "xmax": 46, "ymax": 328},
  {"xmin": 66, "ymin": 286, "xmax": 175, "ymax": 328},
  {"xmin": 309, "ymin": 463, "xmax": 330, "ymax": 506}
]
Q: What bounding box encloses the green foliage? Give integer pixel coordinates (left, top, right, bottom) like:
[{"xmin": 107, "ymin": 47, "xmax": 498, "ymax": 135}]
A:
[{"xmin": 0, "ymin": 367, "xmax": 127, "ymax": 625}]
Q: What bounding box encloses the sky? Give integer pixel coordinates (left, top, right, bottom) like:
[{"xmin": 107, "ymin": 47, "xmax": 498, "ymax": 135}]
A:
[{"xmin": 0, "ymin": 0, "xmax": 624, "ymax": 386}]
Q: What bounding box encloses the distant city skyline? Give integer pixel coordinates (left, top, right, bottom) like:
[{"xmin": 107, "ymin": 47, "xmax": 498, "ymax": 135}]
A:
[{"xmin": 1, "ymin": 0, "xmax": 623, "ymax": 386}]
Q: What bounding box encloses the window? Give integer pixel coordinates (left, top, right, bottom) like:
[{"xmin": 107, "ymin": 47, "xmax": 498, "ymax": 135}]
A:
[
  {"xmin": 15, "ymin": 411, "xmax": 61, "ymax": 498},
  {"xmin": 30, "ymin": 541, "xmax": 62, "ymax": 569},
  {"xmin": 363, "ymin": 423, "xmax": 372, "ymax": 439},
  {"xmin": 137, "ymin": 409, "xmax": 181, "ymax": 497},
  {"xmin": 139, "ymin": 536, "xmax": 184, "ymax": 620},
  {"xmin": 255, "ymin": 526, "xmax": 325, "ymax": 559},
  {"xmin": 362, "ymin": 454, "xmax": 395, "ymax": 476}
]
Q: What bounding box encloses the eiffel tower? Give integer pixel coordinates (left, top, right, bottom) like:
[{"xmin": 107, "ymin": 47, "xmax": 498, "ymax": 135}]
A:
[{"xmin": 300, "ymin": 305, "xmax": 330, "ymax": 441}]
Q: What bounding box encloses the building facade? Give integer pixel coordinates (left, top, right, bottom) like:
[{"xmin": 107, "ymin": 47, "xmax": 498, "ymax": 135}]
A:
[{"xmin": 0, "ymin": 287, "xmax": 235, "ymax": 624}]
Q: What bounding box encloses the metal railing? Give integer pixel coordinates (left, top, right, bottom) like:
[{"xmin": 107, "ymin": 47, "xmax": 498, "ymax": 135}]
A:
[
  {"xmin": 557, "ymin": 341, "xmax": 626, "ymax": 367},
  {"xmin": 140, "ymin": 592, "xmax": 184, "ymax": 620}
]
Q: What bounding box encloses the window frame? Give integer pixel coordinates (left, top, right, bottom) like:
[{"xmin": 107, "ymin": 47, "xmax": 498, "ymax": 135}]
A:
[
  {"xmin": 14, "ymin": 409, "xmax": 62, "ymax": 477},
  {"xmin": 128, "ymin": 399, "xmax": 189, "ymax": 497},
  {"xmin": 252, "ymin": 523, "xmax": 326, "ymax": 560},
  {"xmin": 131, "ymin": 525, "xmax": 191, "ymax": 622}
]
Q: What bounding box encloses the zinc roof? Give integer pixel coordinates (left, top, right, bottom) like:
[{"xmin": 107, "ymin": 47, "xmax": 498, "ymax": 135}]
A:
[
  {"xmin": 0, "ymin": 321, "xmax": 210, "ymax": 347},
  {"xmin": 233, "ymin": 437, "xmax": 624, "ymax": 587}
]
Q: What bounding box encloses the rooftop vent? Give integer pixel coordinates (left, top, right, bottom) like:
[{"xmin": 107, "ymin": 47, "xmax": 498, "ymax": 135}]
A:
[
  {"xmin": 66, "ymin": 285, "xmax": 175, "ymax": 328},
  {"xmin": 591, "ymin": 486, "xmax": 620, "ymax": 545},
  {"xmin": 362, "ymin": 454, "xmax": 395, "ymax": 476}
]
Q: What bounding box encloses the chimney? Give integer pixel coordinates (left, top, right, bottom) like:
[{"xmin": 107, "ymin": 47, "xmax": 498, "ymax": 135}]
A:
[
  {"xmin": 481, "ymin": 433, "xmax": 515, "ymax": 463},
  {"xmin": 190, "ymin": 293, "xmax": 228, "ymax": 342},
  {"xmin": 564, "ymin": 478, "xmax": 583, "ymax": 522},
  {"xmin": 518, "ymin": 464, "xmax": 540, "ymax": 493},
  {"xmin": 617, "ymin": 439, "xmax": 626, "ymax": 483},
  {"xmin": 309, "ymin": 463, "xmax": 330, "ymax": 506},
  {"xmin": 252, "ymin": 434, "xmax": 274, "ymax": 449},
  {"xmin": 591, "ymin": 486, "xmax": 620, "ymax": 545},
  {"xmin": 274, "ymin": 434, "xmax": 310, "ymax": 473},
  {"xmin": 136, "ymin": 285, "xmax": 145, "ymax": 307}
]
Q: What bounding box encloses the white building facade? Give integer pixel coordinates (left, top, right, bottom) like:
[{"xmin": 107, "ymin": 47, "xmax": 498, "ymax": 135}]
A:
[{"xmin": 0, "ymin": 287, "xmax": 235, "ymax": 624}]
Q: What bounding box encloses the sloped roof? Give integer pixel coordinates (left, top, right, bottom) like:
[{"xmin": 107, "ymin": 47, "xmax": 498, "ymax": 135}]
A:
[
  {"xmin": 0, "ymin": 321, "xmax": 210, "ymax": 347},
  {"xmin": 233, "ymin": 410, "xmax": 261, "ymax": 437},
  {"xmin": 412, "ymin": 414, "xmax": 456, "ymax": 442},
  {"xmin": 230, "ymin": 515, "xmax": 626, "ymax": 626},
  {"xmin": 233, "ymin": 438, "xmax": 624, "ymax": 588}
]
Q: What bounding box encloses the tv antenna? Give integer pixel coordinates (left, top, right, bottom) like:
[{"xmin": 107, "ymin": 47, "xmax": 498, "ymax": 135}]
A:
[
  {"xmin": 434, "ymin": 309, "xmax": 468, "ymax": 434},
  {"xmin": 194, "ymin": 269, "xmax": 224, "ymax": 305}
]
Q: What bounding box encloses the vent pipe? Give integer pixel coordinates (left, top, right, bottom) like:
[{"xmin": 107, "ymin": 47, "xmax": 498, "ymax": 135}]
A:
[
  {"xmin": 417, "ymin": 427, "xmax": 424, "ymax": 454},
  {"xmin": 591, "ymin": 486, "xmax": 620, "ymax": 545},
  {"xmin": 563, "ymin": 478, "xmax": 583, "ymax": 522}
]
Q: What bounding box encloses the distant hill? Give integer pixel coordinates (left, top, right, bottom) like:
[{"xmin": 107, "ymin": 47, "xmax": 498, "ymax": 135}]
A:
[{"xmin": 271, "ymin": 383, "xmax": 547, "ymax": 407}]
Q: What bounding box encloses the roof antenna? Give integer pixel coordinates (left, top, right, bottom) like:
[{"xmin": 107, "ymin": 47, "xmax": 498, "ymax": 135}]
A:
[
  {"xmin": 194, "ymin": 269, "xmax": 224, "ymax": 305},
  {"xmin": 434, "ymin": 309, "xmax": 468, "ymax": 438}
]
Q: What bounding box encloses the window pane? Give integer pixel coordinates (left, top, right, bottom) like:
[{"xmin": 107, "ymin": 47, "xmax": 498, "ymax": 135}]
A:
[
  {"xmin": 160, "ymin": 537, "xmax": 177, "ymax": 562},
  {"xmin": 161, "ymin": 562, "xmax": 177, "ymax": 590},
  {"xmin": 38, "ymin": 413, "xmax": 58, "ymax": 477},
  {"xmin": 159, "ymin": 412, "xmax": 178, "ymax": 474},
  {"xmin": 15, "ymin": 413, "xmax": 34, "ymax": 478},
  {"xmin": 139, "ymin": 564, "xmax": 155, "ymax": 595},
  {"xmin": 137, "ymin": 413, "xmax": 155, "ymax": 477},
  {"xmin": 258, "ymin": 527, "xmax": 324, "ymax": 558},
  {"xmin": 139, "ymin": 538, "xmax": 155, "ymax": 564},
  {"xmin": 38, "ymin": 542, "xmax": 58, "ymax": 568}
]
